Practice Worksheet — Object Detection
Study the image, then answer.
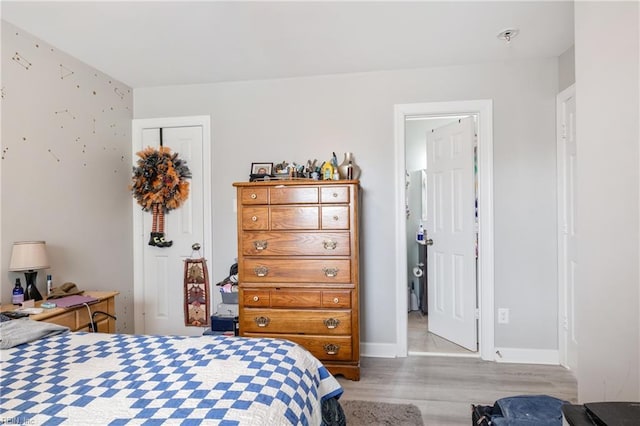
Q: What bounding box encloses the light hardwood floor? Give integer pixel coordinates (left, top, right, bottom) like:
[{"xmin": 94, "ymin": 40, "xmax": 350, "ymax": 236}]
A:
[
  {"xmin": 408, "ymin": 311, "xmax": 473, "ymax": 354},
  {"xmin": 337, "ymin": 354, "xmax": 577, "ymax": 425}
]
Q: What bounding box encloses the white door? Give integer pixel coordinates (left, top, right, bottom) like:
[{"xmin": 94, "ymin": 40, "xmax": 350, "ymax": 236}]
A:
[
  {"xmin": 557, "ymin": 85, "xmax": 578, "ymax": 371},
  {"xmin": 132, "ymin": 116, "xmax": 211, "ymax": 336},
  {"xmin": 426, "ymin": 116, "xmax": 477, "ymax": 351}
]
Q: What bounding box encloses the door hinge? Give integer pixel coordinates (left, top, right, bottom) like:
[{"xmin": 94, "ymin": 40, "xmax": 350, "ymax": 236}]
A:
[{"xmin": 475, "ymin": 308, "xmax": 480, "ymax": 319}]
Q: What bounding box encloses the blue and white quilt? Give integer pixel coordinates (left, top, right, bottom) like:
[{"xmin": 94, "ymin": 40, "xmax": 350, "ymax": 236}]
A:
[{"xmin": 0, "ymin": 329, "xmax": 343, "ymax": 425}]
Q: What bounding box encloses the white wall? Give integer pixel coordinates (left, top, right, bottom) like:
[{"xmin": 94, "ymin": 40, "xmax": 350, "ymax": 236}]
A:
[
  {"xmin": 575, "ymin": 2, "xmax": 640, "ymax": 401},
  {"xmin": 135, "ymin": 57, "xmax": 560, "ymax": 351},
  {"xmin": 558, "ymin": 45, "xmax": 575, "ymax": 92},
  {"xmin": 1, "ymin": 22, "xmax": 134, "ymax": 331}
]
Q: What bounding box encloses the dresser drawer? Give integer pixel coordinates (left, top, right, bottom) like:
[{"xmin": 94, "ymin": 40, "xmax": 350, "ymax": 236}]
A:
[
  {"xmin": 245, "ymin": 334, "xmax": 353, "ymax": 362},
  {"xmin": 241, "ymin": 231, "xmax": 351, "ymax": 256},
  {"xmin": 321, "ymin": 186, "xmax": 350, "ymax": 203},
  {"xmin": 41, "ymin": 310, "xmax": 76, "ymax": 329},
  {"xmin": 242, "ymin": 289, "xmax": 271, "ymax": 307},
  {"xmin": 240, "ymin": 187, "xmax": 268, "ymax": 205},
  {"xmin": 242, "ymin": 259, "xmax": 351, "ymax": 283},
  {"xmin": 242, "ymin": 207, "xmax": 269, "ymax": 230},
  {"xmin": 242, "ymin": 309, "xmax": 351, "ymax": 335},
  {"xmin": 270, "ymin": 289, "xmax": 322, "ymax": 307},
  {"xmin": 321, "ymin": 206, "xmax": 350, "ymax": 229},
  {"xmin": 271, "ymin": 206, "xmax": 319, "ymax": 229},
  {"xmin": 270, "ymin": 186, "xmax": 318, "ymax": 204},
  {"xmin": 322, "ymin": 290, "xmax": 352, "ymax": 308}
]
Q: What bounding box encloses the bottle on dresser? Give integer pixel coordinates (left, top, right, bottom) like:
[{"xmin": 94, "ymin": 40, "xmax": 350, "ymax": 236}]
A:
[{"xmin": 12, "ymin": 278, "xmax": 24, "ymax": 305}]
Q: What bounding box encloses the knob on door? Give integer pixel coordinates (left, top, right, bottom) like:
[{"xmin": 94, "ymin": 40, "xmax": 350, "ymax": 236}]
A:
[{"xmin": 425, "ymin": 238, "xmax": 434, "ymax": 246}]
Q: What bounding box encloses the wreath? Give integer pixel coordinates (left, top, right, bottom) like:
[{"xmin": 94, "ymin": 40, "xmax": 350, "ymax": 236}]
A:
[{"xmin": 131, "ymin": 146, "xmax": 191, "ymax": 247}]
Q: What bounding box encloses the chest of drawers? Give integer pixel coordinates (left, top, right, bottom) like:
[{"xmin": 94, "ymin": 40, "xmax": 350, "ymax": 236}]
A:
[{"xmin": 233, "ymin": 180, "xmax": 360, "ymax": 380}]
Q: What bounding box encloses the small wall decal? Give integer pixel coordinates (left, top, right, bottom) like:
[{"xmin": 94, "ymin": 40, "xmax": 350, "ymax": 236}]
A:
[{"xmin": 12, "ymin": 52, "xmax": 32, "ymax": 70}]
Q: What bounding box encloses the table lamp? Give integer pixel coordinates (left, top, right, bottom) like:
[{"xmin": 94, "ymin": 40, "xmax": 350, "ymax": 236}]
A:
[{"xmin": 9, "ymin": 241, "xmax": 50, "ymax": 301}]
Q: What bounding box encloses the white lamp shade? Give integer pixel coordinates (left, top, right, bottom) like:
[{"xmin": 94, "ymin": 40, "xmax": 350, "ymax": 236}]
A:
[{"xmin": 9, "ymin": 241, "xmax": 50, "ymax": 271}]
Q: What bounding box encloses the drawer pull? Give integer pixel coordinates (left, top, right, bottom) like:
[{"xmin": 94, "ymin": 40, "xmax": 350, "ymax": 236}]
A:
[
  {"xmin": 254, "ymin": 240, "xmax": 268, "ymax": 251},
  {"xmin": 253, "ymin": 296, "xmax": 259, "ymax": 302},
  {"xmin": 323, "ymin": 343, "xmax": 340, "ymax": 355},
  {"xmin": 333, "ymin": 297, "xmax": 339, "ymax": 304},
  {"xmin": 332, "ymin": 192, "xmax": 338, "ymax": 198},
  {"xmin": 333, "ymin": 215, "xmax": 339, "ymax": 221},
  {"xmin": 323, "ymin": 318, "xmax": 340, "ymax": 329},
  {"xmin": 254, "ymin": 316, "xmax": 270, "ymax": 327},
  {"xmin": 322, "ymin": 267, "xmax": 339, "ymax": 278},
  {"xmin": 254, "ymin": 266, "xmax": 269, "ymax": 277},
  {"xmin": 323, "ymin": 240, "xmax": 337, "ymax": 250},
  {"xmin": 250, "ymin": 193, "xmax": 257, "ymax": 199},
  {"xmin": 251, "ymin": 216, "xmax": 258, "ymax": 222}
]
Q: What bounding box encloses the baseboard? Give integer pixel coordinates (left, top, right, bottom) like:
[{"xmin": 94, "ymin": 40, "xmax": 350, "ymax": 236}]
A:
[
  {"xmin": 494, "ymin": 347, "xmax": 560, "ymax": 365},
  {"xmin": 361, "ymin": 342, "xmax": 399, "ymax": 358}
]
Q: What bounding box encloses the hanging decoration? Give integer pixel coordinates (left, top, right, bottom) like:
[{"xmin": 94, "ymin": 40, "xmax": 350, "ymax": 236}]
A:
[
  {"xmin": 130, "ymin": 128, "xmax": 191, "ymax": 247},
  {"xmin": 183, "ymin": 244, "xmax": 210, "ymax": 327}
]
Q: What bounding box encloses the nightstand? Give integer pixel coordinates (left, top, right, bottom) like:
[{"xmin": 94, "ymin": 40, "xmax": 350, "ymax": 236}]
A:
[{"xmin": 2, "ymin": 290, "xmax": 119, "ymax": 333}]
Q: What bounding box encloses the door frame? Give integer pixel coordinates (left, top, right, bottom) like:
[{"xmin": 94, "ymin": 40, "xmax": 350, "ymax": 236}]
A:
[
  {"xmin": 131, "ymin": 115, "xmax": 212, "ymax": 334},
  {"xmin": 556, "ymin": 84, "xmax": 576, "ymax": 369},
  {"xmin": 394, "ymin": 100, "xmax": 495, "ymax": 360}
]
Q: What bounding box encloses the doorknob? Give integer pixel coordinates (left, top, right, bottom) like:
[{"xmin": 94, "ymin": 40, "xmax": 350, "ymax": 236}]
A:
[{"xmin": 425, "ymin": 238, "xmax": 434, "ymax": 246}]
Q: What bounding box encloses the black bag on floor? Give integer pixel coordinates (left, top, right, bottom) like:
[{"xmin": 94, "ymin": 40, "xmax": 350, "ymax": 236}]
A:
[
  {"xmin": 471, "ymin": 395, "xmax": 568, "ymax": 425},
  {"xmin": 472, "ymin": 403, "xmax": 499, "ymax": 425}
]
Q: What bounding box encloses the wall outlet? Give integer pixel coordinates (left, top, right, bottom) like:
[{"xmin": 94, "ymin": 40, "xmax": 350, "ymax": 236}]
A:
[{"xmin": 498, "ymin": 308, "xmax": 510, "ymax": 324}]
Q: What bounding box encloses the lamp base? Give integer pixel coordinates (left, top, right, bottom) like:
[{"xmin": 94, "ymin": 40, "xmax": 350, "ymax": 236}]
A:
[{"xmin": 24, "ymin": 270, "xmax": 43, "ymax": 301}]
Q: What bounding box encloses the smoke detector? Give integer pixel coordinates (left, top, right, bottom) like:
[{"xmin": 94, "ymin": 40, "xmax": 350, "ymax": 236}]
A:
[{"xmin": 497, "ymin": 28, "xmax": 520, "ymax": 43}]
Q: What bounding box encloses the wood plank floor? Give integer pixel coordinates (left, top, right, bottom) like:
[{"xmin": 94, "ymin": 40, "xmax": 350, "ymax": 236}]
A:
[{"xmin": 337, "ymin": 356, "xmax": 577, "ymax": 425}]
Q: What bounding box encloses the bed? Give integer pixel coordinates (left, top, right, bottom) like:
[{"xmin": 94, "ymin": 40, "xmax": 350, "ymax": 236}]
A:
[{"xmin": 0, "ymin": 318, "xmax": 344, "ymax": 425}]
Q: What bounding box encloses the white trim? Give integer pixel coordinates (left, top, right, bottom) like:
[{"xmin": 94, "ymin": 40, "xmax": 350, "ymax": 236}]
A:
[
  {"xmin": 394, "ymin": 100, "xmax": 495, "ymax": 361},
  {"xmin": 131, "ymin": 115, "xmax": 212, "ymax": 335},
  {"xmin": 361, "ymin": 342, "xmax": 400, "ymax": 358},
  {"xmin": 408, "ymin": 350, "xmax": 481, "ymax": 359},
  {"xmin": 556, "ymin": 84, "xmax": 576, "ymax": 369},
  {"xmin": 494, "ymin": 347, "xmax": 560, "ymax": 365}
]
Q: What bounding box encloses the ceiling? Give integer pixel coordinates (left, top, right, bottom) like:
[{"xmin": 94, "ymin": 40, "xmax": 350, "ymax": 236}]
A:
[{"xmin": 1, "ymin": 1, "xmax": 575, "ymax": 89}]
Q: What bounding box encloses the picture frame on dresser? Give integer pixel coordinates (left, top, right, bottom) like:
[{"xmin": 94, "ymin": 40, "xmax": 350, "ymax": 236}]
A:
[{"xmin": 250, "ymin": 162, "xmax": 273, "ymax": 175}]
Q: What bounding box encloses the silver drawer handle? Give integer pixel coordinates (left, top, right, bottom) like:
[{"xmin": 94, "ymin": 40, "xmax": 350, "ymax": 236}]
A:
[
  {"xmin": 250, "ymin": 193, "xmax": 257, "ymax": 199},
  {"xmin": 323, "ymin": 240, "xmax": 337, "ymax": 250},
  {"xmin": 333, "ymin": 215, "xmax": 339, "ymax": 221},
  {"xmin": 253, "ymin": 296, "xmax": 259, "ymax": 302},
  {"xmin": 323, "ymin": 318, "xmax": 340, "ymax": 329},
  {"xmin": 333, "ymin": 297, "xmax": 339, "ymax": 304},
  {"xmin": 251, "ymin": 216, "xmax": 258, "ymax": 222},
  {"xmin": 332, "ymin": 192, "xmax": 338, "ymax": 198},
  {"xmin": 323, "ymin": 343, "xmax": 340, "ymax": 355},
  {"xmin": 322, "ymin": 267, "xmax": 339, "ymax": 278},
  {"xmin": 254, "ymin": 240, "xmax": 268, "ymax": 250},
  {"xmin": 254, "ymin": 316, "xmax": 270, "ymax": 327},
  {"xmin": 254, "ymin": 266, "xmax": 269, "ymax": 277}
]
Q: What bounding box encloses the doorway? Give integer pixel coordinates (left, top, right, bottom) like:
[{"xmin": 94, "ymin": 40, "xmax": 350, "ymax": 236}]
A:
[
  {"xmin": 393, "ymin": 100, "xmax": 495, "ymax": 360},
  {"xmin": 405, "ymin": 115, "xmax": 478, "ymax": 355}
]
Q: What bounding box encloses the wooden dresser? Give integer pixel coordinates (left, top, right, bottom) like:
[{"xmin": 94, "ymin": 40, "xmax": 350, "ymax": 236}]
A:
[
  {"xmin": 233, "ymin": 180, "xmax": 360, "ymax": 380},
  {"xmin": 2, "ymin": 291, "xmax": 118, "ymax": 333}
]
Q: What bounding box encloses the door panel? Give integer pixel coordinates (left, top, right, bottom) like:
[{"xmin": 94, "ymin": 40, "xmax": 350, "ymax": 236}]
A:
[
  {"xmin": 426, "ymin": 117, "xmax": 477, "ymax": 351},
  {"xmin": 138, "ymin": 125, "xmax": 206, "ymax": 336}
]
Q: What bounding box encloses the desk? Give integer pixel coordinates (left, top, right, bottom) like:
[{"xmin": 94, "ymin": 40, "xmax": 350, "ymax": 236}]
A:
[{"xmin": 2, "ymin": 291, "xmax": 119, "ymax": 333}]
